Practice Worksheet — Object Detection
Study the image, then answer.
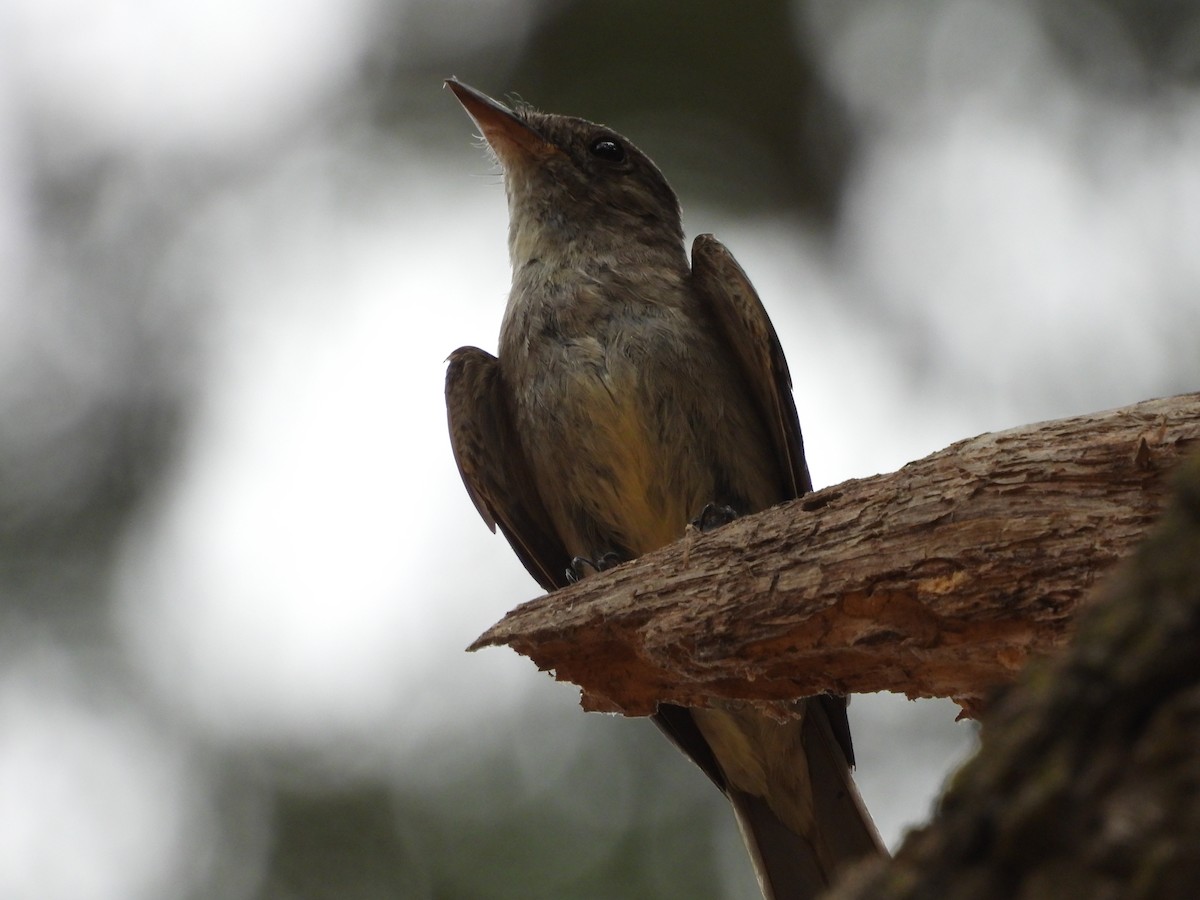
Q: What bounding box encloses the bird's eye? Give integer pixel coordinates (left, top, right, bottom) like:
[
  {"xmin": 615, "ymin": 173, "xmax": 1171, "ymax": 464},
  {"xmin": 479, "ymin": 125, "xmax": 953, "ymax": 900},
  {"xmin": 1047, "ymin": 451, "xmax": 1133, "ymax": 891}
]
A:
[{"xmin": 589, "ymin": 137, "xmax": 625, "ymax": 162}]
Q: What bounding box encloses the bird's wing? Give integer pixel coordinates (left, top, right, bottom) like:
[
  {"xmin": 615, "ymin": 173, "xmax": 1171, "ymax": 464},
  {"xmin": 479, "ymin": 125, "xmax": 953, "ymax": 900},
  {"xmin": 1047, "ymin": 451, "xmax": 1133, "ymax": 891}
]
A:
[
  {"xmin": 690, "ymin": 233, "xmax": 813, "ymax": 497},
  {"xmin": 690, "ymin": 234, "xmax": 857, "ymax": 764},
  {"xmin": 445, "ymin": 346, "xmax": 572, "ymax": 592},
  {"xmin": 689, "ymin": 238, "xmax": 888, "ymax": 893}
]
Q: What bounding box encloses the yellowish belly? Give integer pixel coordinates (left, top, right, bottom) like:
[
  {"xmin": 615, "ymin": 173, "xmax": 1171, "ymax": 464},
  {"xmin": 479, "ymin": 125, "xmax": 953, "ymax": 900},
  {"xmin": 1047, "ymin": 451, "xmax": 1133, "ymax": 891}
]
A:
[{"xmin": 532, "ymin": 366, "xmax": 709, "ymax": 560}]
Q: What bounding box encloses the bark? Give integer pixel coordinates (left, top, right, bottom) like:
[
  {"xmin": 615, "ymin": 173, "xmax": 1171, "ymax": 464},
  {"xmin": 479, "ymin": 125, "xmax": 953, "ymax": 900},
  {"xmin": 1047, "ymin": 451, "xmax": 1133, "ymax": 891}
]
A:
[
  {"xmin": 470, "ymin": 392, "xmax": 1200, "ymax": 718},
  {"xmin": 825, "ymin": 453, "xmax": 1200, "ymax": 900}
]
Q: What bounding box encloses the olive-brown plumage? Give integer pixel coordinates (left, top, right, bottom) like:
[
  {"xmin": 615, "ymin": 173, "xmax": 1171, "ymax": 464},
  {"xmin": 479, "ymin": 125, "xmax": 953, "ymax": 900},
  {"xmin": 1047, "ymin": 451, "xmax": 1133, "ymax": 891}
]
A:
[{"xmin": 444, "ymin": 79, "xmax": 885, "ymax": 899}]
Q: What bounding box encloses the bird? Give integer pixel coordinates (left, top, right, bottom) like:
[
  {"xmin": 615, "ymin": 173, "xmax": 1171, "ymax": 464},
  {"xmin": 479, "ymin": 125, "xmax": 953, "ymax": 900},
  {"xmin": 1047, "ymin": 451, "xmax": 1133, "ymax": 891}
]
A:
[{"xmin": 443, "ymin": 78, "xmax": 885, "ymax": 899}]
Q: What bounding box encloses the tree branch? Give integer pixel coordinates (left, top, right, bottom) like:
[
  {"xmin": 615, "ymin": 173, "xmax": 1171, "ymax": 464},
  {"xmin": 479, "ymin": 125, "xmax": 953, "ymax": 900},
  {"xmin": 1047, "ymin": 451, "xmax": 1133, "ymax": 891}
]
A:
[
  {"xmin": 470, "ymin": 392, "xmax": 1200, "ymax": 718},
  {"xmin": 826, "ymin": 453, "xmax": 1200, "ymax": 899}
]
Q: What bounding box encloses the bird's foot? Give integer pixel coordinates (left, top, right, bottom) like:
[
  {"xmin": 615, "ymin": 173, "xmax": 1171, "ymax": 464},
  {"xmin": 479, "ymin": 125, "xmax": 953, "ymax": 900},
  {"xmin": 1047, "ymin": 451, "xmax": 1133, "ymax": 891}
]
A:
[
  {"xmin": 566, "ymin": 551, "xmax": 623, "ymax": 583},
  {"xmin": 691, "ymin": 503, "xmax": 739, "ymax": 533}
]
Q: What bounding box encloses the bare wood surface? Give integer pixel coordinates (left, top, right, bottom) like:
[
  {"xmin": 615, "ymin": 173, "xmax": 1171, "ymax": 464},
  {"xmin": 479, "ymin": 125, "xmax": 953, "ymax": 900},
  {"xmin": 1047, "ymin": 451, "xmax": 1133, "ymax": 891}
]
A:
[
  {"xmin": 470, "ymin": 392, "xmax": 1200, "ymax": 718},
  {"xmin": 826, "ymin": 455, "xmax": 1200, "ymax": 899}
]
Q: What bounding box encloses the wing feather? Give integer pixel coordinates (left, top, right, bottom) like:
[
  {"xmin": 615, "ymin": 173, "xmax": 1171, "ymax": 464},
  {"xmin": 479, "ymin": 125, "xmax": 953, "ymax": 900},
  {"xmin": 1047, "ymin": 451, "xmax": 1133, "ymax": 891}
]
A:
[
  {"xmin": 690, "ymin": 234, "xmax": 813, "ymax": 497},
  {"xmin": 690, "ymin": 236, "xmax": 857, "ymax": 766},
  {"xmin": 445, "ymin": 346, "xmax": 571, "ymax": 592}
]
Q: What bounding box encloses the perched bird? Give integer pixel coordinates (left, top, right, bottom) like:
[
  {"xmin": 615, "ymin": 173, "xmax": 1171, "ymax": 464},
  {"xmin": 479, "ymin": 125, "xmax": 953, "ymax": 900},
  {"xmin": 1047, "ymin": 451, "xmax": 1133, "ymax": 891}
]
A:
[{"xmin": 444, "ymin": 79, "xmax": 885, "ymax": 899}]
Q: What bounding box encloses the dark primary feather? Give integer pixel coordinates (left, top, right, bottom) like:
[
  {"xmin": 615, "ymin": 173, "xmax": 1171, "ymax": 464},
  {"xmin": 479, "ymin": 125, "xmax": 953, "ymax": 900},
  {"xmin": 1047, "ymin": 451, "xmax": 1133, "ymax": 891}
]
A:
[
  {"xmin": 445, "ymin": 346, "xmax": 571, "ymax": 593},
  {"xmin": 688, "ymin": 233, "xmax": 856, "ymax": 764},
  {"xmin": 690, "ymin": 234, "xmax": 813, "ymax": 499}
]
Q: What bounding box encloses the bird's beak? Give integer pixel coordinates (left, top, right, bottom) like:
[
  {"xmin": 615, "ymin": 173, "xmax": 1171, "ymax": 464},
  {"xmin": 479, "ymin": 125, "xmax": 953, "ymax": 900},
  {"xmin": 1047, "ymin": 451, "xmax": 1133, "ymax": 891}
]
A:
[{"xmin": 445, "ymin": 78, "xmax": 556, "ymax": 167}]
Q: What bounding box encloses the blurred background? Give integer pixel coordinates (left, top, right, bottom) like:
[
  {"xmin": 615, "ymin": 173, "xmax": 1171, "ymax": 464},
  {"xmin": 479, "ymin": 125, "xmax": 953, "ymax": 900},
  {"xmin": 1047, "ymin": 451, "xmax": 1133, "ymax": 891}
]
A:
[{"xmin": 1, "ymin": 0, "xmax": 1198, "ymax": 897}]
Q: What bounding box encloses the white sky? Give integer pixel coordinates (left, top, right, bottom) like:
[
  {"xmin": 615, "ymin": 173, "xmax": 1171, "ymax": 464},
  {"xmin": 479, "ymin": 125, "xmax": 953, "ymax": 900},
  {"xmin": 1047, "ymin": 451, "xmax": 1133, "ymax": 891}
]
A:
[{"xmin": 1, "ymin": 0, "xmax": 1198, "ymax": 897}]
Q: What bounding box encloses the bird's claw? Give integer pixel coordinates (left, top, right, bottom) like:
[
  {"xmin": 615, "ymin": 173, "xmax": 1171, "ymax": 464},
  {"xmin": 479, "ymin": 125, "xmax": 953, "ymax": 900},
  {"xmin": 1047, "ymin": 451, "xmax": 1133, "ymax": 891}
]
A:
[
  {"xmin": 691, "ymin": 503, "xmax": 739, "ymax": 532},
  {"xmin": 566, "ymin": 552, "xmax": 623, "ymax": 583}
]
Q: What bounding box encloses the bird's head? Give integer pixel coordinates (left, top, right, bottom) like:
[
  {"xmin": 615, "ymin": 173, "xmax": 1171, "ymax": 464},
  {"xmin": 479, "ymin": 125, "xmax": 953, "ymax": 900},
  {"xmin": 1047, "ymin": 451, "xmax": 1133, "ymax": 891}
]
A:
[{"xmin": 446, "ymin": 79, "xmax": 685, "ymax": 270}]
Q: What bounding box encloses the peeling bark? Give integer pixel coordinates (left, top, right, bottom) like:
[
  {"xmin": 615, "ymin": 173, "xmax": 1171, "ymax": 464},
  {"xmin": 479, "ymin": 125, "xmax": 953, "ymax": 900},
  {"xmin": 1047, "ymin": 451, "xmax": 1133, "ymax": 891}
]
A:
[
  {"xmin": 470, "ymin": 393, "xmax": 1200, "ymax": 718},
  {"xmin": 826, "ymin": 454, "xmax": 1200, "ymax": 900}
]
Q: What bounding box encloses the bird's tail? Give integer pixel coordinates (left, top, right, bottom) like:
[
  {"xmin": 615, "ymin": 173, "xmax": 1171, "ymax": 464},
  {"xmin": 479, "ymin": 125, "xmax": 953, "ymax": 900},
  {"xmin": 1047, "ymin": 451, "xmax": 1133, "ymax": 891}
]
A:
[{"xmin": 728, "ymin": 702, "xmax": 886, "ymax": 900}]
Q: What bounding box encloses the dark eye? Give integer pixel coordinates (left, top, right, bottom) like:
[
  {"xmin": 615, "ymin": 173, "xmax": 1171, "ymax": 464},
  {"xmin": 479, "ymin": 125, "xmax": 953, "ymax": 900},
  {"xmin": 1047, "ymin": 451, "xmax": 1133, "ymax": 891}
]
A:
[{"xmin": 589, "ymin": 137, "xmax": 625, "ymax": 162}]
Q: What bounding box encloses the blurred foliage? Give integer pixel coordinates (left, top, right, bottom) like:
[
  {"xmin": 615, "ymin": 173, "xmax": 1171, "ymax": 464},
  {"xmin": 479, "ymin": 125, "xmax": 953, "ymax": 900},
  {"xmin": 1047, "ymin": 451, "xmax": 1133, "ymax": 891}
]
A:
[
  {"xmin": 1043, "ymin": 0, "xmax": 1200, "ymax": 85},
  {"xmin": 507, "ymin": 0, "xmax": 854, "ymax": 222},
  {"xmin": 368, "ymin": 0, "xmax": 854, "ymax": 221},
  {"xmin": 264, "ymin": 789, "xmax": 423, "ymax": 900},
  {"xmin": 252, "ymin": 719, "xmax": 753, "ymax": 900}
]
